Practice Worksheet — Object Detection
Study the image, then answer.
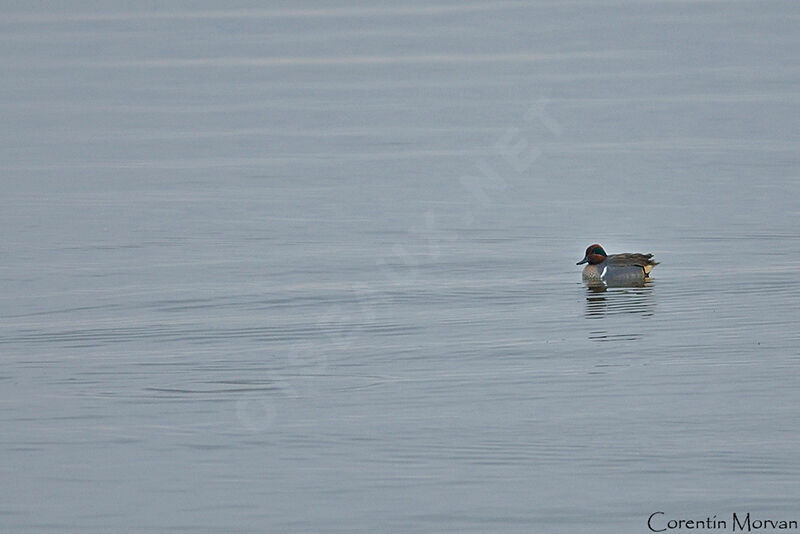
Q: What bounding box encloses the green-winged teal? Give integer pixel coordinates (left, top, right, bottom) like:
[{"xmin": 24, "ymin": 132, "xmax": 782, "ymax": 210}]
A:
[{"xmin": 577, "ymin": 244, "xmax": 658, "ymax": 286}]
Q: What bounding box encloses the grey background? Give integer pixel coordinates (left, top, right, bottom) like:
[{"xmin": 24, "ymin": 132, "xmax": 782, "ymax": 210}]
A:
[{"xmin": 1, "ymin": 2, "xmax": 799, "ymax": 532}]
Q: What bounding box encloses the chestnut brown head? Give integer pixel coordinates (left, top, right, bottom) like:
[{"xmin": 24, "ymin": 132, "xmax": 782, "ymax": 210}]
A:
[{"xmin": 576, "ymin": 244, "xmax": 608, "ymax": 265}]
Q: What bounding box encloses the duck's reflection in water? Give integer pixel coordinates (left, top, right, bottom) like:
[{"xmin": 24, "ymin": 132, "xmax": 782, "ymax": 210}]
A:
[{"xmin": 584, "ymin": 280, "xmax": 655, "ymax": 342}]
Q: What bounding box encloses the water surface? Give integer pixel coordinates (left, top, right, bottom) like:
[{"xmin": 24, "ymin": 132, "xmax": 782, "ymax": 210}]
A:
[{"xmin": 1, "ymin": 2, "xmax": 799, "ymax": 532}]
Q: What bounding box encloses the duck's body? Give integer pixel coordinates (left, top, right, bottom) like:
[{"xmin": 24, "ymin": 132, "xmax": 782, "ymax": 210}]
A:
[{"xmin": 577, "ymin": 244, "xmax": 658, "ymax": 286}]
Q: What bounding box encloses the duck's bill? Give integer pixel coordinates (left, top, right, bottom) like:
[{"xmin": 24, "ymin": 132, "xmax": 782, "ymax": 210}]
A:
[{"xmin": 576, "ymin": 257, "xmax": 588, "ymax": 265}]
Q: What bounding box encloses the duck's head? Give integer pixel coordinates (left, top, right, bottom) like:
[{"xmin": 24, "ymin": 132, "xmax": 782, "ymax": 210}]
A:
[{"xmin": 577, "ymin": 244, "xmax": 608, "ymax": 265}]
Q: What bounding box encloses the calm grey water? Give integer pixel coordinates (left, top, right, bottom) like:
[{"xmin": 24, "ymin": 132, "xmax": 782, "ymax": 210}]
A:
[{"xmin": 2, "ymin": 2, "xmax": 799, "ymax": 533}]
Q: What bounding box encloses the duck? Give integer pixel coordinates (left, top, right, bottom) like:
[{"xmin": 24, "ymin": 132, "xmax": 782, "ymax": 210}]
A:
[{"xmin": 577, "ymin": 244, "xmax": 658, "ymax": 286}]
